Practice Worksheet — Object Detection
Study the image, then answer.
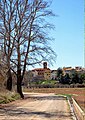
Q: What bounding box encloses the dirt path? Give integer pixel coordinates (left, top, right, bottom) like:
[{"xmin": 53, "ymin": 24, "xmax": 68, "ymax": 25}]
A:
[{"xmin": 0, "ymin": 93, "xmax": 73, "ymax": 120}]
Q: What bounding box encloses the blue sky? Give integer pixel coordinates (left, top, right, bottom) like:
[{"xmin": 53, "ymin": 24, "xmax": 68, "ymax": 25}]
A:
[{"xmin": 48, "ymin": 0, "xmax": 84, "ymax": 69}]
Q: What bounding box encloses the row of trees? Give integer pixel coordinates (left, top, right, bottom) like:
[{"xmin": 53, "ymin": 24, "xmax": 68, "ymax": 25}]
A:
[
  {"xmin": 57, "ymin": 68, "xmax": 85, "ymax": 84},
  {"xmin": 0, "ymin": 0, "xmax": 56, "ymax": 98}
]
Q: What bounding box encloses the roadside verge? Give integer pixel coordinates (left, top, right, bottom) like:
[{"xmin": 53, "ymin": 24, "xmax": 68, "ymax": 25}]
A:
[{"xmin": 72, "ymin": 98, "xmax": 85, "ymax": 120}]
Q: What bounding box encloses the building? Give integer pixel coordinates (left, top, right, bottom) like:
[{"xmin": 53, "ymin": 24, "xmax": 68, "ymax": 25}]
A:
[
  {"xmin": 51, "ymin": 70, "xmax": 57, "ymax": 80},
  {"xmin": 75, "ymin": 66, "xmax": 82, "ymax": 71},
  {"xmin": 63, "ymin": 66, "xmax": 85, "ymax": 76},
  {"xmin": 63, "ymin": 67, "xmax": 75, "ymax": 75},
  {"xmin": 32, "ymin": 62, "xmax": 51, "ymax": 80},
  {"xmin": 44, "ymin": 68, "xmax": 51, "ymax": 80}
]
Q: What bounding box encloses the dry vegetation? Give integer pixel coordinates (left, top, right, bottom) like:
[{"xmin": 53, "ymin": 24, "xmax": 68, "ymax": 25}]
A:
[
  {"xmin": 24, "ymin": 88, "xmax": 85, "ymax": 112},
  {"xmin": 0, "ymin": 87, "xmax": 20, "ymax": 104}
]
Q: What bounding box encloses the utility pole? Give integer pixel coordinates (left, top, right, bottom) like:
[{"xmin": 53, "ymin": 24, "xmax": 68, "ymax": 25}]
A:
[{"xmin": 84, "ymin": 0, "xmax": 85, "ymax": 68}]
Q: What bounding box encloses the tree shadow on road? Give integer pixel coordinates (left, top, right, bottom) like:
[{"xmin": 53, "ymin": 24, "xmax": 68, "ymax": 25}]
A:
[
  {"xmin": 24, "ymin": 95, "xmax": 66, "ymax": 101},
  {"xmin": 0, "ymin": 94, "xmax": 72, "ymax": 119},
  {"xmin": 0, "ymin": 107, "xmax": 72, "ymax": 119}
]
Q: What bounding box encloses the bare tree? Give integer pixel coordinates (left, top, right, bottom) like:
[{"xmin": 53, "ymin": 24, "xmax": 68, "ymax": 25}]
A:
[
  {"xmin": 0, "ymin": 46, "xmax": 8, "ymax": 88},
  {"xmin": 0, "ymin": 0, "xmax": 18, "ymax": 90},
  {"xmin": 0, "ymin": 0, "xmax": 56, "ymax": 98}
]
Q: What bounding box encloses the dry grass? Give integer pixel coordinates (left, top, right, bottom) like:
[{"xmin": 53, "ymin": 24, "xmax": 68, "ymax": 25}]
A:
[{"xmin": 0, "ymin": 87, "xmax": 20, "ymax": 104}]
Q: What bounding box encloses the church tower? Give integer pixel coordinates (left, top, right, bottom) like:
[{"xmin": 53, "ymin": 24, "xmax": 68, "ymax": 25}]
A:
[{"xmin": 43, "ymin": 62, "xmax": 47, "ymax": 69}]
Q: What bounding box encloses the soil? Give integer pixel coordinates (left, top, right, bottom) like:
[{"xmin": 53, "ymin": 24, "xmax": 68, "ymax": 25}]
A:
[
  {"xmin": 25, "ymin": 88, "xmax": 85, "ymax": 112},
  {"xmin": 0, "ymin": 93, "xmax": 72, "ymax": 120}
]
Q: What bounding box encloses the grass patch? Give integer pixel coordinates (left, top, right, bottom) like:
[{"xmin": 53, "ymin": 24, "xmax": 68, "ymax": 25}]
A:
[
  {"xmin": 0, "ymin": 91, "xmax": 20, "ymax": 104},
  {"xmin": 41, "ymin": 80, "xmax": 57, "ymax": 85},
  {"xmin": 61, "ymin": 94, "xmax": 72, "ymax": 99},
  {"xmin": 32, "ymin": 80, "xmax": 57, "ymax": 85},
  {"xmin": 56, "ymin": 94, "xmax": 72, "ymax": 99}
]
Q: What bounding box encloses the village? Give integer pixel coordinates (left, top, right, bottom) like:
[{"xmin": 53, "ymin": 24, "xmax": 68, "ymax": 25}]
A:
[{"xmin": 15, "ymin": 62, "xmax": 85, "ymax": 88}]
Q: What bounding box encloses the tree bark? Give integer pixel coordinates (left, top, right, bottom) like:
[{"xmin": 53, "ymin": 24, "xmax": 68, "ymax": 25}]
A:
[
  {"xmin": 17, "ymin": 69, "xmax": 24, "ymax": 99},
  {"xmin": 6, "ymin": 69, "xmax": 12, "ymax": 91}
]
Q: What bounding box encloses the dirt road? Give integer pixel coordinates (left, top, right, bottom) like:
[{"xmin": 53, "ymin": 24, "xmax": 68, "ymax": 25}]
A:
[{"xmin": 0, "ymin": 93, "xmax": 73, "ymax": 120}]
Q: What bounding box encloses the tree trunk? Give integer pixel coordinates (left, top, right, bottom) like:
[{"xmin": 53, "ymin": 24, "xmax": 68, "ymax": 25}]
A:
[
  {"xmin": 6, "ymin": 69, "xmax": 12, "ymax": 91},
  {"xmin": 17, "ymin": 70, "xmax": 24, "ymax": 99}
]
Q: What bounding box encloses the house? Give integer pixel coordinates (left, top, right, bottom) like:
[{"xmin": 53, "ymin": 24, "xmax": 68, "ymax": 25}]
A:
[
  {"xmin": 63, "ymin": 67, "xmax": 75, "ymax": 75},
  {"xmin": 51, "ymin": 70, "xmax": 57, "ymax": 80},
  {"xmin": 32, "ymin": 62, "xmax": 51, "ymax": 80},
  {"xmin": 75, "ymin": 66, "xmax": 83, "ymax": 73}
]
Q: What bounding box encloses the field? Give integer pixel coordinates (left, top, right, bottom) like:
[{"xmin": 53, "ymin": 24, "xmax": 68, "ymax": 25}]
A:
[{"xmin": 25, "ymin": 88, "xmax": 85, "ymax": 112}]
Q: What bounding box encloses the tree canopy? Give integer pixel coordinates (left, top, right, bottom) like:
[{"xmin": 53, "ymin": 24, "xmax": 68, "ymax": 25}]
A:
[{"xmin": 0, "ymin": 0, "xmax": 56, "ymax": 98}]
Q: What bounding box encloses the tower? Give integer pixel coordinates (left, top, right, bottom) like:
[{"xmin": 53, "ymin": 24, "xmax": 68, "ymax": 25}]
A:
[{"xmin": 43, "ymin": 62, "xmax": 47, "ymax": 69}]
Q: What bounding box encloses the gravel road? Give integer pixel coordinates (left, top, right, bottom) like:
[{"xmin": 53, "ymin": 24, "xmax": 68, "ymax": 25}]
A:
[{"xmin": 0, "ymin": 93, "xmax": 73, "ymax": 120}]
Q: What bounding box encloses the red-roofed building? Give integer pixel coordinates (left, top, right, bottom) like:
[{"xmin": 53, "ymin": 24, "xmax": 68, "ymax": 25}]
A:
[{"xmin": 32, "ymin": 62, "xmax": 51, "ymax": 80}]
